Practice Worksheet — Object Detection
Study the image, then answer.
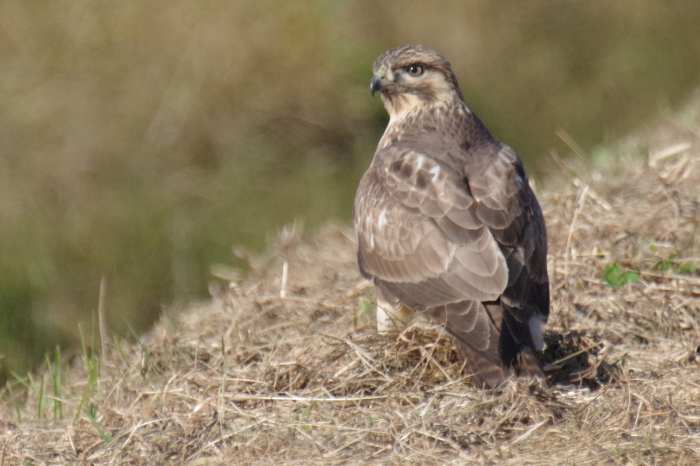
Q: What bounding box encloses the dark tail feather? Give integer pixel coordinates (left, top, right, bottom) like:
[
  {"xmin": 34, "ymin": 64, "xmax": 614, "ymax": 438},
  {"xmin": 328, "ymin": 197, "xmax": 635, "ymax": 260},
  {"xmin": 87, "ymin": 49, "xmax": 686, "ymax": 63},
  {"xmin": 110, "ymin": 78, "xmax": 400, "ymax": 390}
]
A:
[
  {"xmin": 455, "ymin": 301, "xmax": 543, "ymax": 387},
  {"xmin": 515, "ymin": 347, "xmax": 544, "ymax": 378},
  {"xmin": 500, "ymin": 303, "xmax": 545, "ymax": 378},
  {"xmin": 428, "ymin": 300, "xmax": 543, "ymax": 388},
  {"xmin": 456, "ymin": 342, "xmax": 508, "ymax": 388}
]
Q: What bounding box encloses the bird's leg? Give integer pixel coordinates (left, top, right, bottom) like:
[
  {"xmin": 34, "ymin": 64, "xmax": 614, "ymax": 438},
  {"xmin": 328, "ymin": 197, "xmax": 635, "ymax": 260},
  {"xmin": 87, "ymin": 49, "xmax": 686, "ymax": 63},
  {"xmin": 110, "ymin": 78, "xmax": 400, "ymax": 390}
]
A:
[{"xmin": 376, "ymin": 297, "xmax": 414, "ymax": 333}]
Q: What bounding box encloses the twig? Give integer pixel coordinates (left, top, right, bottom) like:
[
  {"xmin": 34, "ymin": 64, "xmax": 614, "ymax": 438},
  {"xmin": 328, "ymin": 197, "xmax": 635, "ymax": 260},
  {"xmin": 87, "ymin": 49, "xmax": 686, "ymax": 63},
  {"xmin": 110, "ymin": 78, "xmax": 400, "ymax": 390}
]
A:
[
  {"xmin": 648, "ymin": 142, "xmax": 692, "ymax": 168},
  {"xmin": 556, "ymin": 128, "xmax": 588, "ymax": 161},
  {"xmin": 98, "ymin": 276, "xmax": 108, "ymax": 360},
  {"xmin": 322, "ymin": 333, "xmax": 393, "ymax": 380},
  {"xmin": 416, "ymin": 430, "xmax": 469, "ymax": 458},
  {"xmin": 345, "ymin": 279, "xmax": 373, "ymax": 298},
  {"xmin": 638, "ymin": 270, "xmax": 700, "ymax": 285},
  {"xmin": 228, "ymin": 394, "xmax": 387, "ymax": 403},
  {"xmin": 412, "ymin": 325, "xmax": 447, "ymax": 388},
  {"xmin": 549, "ymin": 150, "xmax": 576, "ymax": 182},
  {"xmin": 572, "ymin": 178, "xmax": 611, "ymax": 211},
  {"xmin": 508, "ymin": 419, "xmax": 548, "ymax": 446},
  {"xmin": 111, "ymin": 419, "xmax": 166, "ymax": 464},
  {"xmin": 280, "ymin": 261, "xmax": 289, "ymax": 298}
]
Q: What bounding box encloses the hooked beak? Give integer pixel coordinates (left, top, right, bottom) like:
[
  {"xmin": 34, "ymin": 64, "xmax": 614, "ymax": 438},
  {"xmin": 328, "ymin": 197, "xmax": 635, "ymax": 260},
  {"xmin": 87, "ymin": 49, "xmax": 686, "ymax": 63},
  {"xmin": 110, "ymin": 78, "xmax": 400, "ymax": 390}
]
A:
[{"xmin": 370, "ymin": 74, "xmax": 384, "ymax": 98}]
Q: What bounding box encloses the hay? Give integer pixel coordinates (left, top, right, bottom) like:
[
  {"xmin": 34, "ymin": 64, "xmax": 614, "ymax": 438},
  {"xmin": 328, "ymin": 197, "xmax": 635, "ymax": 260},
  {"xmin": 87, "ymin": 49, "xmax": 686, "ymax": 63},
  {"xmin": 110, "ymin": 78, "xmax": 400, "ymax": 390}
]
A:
[{"xmin": 2, "ymin": 104, "xmax": 700, "ymax": 464}]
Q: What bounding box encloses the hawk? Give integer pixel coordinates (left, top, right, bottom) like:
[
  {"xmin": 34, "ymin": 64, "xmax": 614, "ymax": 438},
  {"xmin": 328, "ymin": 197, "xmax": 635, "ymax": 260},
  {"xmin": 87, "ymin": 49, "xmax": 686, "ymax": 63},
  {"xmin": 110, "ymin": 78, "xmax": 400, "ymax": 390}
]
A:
[{"xmin": 354, "ymin": 45, "xmax": 550, "ymax": 388}]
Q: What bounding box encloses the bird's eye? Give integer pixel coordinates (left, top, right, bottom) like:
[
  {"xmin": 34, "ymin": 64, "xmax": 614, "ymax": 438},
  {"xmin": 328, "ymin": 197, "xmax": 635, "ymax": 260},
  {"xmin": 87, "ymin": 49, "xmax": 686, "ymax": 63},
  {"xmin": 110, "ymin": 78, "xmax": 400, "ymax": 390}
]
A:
[{"xmin": 406, "ymin": 64, "xmax": 424, "ymax": 77}]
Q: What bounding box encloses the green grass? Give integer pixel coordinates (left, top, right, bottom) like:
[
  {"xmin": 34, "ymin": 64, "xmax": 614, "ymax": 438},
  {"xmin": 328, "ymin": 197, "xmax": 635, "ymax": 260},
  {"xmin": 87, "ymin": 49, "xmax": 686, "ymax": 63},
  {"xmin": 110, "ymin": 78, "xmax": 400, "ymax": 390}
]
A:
[
  {"xmin": 76, "ymin": 324, "xmax": 101, "ymax": 421},
  {"xmin": 86, "ymin": 403, "xmax": 114, "ymax": 444},
  {"xmin": 603, "ymin": 263, "xmax": 639, "ymax": 288},
  {"xmin": 654, "ymin": 254, "xmax": 698, "ymax": 275},
  {"xmin": 50, "ymin": 347, "xmax": 63, "ymax": 421},
  {"xmin": 8, "ymin": 349, "xmax": 63, "ymax": 422}
]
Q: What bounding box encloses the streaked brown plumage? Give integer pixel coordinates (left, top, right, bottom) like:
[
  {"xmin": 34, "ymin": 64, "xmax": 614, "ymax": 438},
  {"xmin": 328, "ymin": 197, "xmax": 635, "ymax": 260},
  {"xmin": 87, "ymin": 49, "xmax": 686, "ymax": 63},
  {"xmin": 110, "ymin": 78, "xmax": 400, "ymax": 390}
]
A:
[{"xmin": 354, "ymin": 45, "xmax": 550, "ymax": 388}]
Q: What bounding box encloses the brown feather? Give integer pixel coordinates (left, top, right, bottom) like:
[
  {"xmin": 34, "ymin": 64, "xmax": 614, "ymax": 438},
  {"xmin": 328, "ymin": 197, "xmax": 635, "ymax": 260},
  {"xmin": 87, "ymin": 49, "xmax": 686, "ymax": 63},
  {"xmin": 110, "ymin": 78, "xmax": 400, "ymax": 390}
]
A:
[{"xmin": 354, "ymin": 45, "xmax": 549, "ymax": 388}]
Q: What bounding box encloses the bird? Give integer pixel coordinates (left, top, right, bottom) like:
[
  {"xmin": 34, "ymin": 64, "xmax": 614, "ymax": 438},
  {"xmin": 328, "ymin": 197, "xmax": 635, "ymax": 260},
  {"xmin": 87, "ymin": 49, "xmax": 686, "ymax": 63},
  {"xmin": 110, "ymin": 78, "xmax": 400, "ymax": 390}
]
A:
[{"xmin": 353, "ymin": 45, "xmax": 550, "ymax": 388}]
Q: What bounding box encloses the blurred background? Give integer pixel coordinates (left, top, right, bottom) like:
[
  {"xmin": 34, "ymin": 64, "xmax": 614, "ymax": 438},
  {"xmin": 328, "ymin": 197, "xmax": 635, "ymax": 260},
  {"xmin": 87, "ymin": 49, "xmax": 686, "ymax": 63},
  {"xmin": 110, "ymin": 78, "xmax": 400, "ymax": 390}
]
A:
[{"xmin": 1, "ymin": 0, "xmax": 699, "ymax": 380}]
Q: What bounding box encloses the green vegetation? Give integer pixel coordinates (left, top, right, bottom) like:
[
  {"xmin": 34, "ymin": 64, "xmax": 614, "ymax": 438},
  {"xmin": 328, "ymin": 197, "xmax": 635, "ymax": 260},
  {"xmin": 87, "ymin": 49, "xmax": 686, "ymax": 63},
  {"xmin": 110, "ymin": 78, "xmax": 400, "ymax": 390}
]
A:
[
  {"xmin": 86, "ymin": 403, "xmax": 114, "ymax": 444},
  {"xmin": 654, "ymin": 254, "xmax": 698, "ymax": 275},
  {"xmin": 8, "ymin": 349, "xmax": 64, "ymax": 422},
  {"xmin": 354, "ymin": 294, "xmax": 375, "ymax": 328},
  {"xmin": 50, "ymin": 347, "xmax": 63, "ymax": 420},
  {"xmin": 1, "ymin": 0, "xmax": 700, "ymax": 379},
  {"xmin": 603, "ymin": 263, "xmax": 639, "ymax": 288},
  {"xmin": 78, "ymin": 324, "xmax": 100, "ymax": 397}
]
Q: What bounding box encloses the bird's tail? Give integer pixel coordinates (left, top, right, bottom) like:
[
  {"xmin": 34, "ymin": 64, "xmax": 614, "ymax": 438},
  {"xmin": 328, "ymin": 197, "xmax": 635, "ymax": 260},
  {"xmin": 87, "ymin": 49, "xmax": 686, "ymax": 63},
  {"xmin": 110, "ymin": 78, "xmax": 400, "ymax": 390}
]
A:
[
  {"xmin": 425, "ymin": 301, "xmax": 505, "ymax": 388},
  {"xmin": 455, "ymin": 339, "xmax": 508, "ymax": 389},
  {"xmin": 431, "ymin": 301, "xmax": 543, "ymax": 388}
]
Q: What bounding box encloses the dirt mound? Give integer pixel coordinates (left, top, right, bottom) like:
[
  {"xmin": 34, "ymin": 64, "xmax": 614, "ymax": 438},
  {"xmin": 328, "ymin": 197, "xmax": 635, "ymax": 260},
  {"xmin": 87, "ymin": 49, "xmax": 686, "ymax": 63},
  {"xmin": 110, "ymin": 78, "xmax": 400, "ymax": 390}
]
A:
[{"xmin": 2, "ymin": 99, "xmax": 700, "ymax": 464}]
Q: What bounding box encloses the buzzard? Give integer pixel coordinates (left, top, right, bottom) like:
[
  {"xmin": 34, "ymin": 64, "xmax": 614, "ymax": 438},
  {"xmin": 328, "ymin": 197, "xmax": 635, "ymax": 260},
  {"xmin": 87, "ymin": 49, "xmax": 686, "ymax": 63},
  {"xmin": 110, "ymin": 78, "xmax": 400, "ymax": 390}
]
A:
[{"xmin": 354, "ymin": 45, "xmax": 550, "ymax": 388}]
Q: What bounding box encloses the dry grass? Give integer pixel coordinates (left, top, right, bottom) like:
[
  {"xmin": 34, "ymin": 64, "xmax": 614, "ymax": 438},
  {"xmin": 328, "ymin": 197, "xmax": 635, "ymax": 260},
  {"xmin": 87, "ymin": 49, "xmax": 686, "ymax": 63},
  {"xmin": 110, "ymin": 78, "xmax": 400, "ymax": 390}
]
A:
[
  {"xmin": 3, "ymin": 0, "xmax": 700, "ymax": 378},
  {"xmin": 2, "ymin": 105, "xmax": 700, "ymax": 464}
]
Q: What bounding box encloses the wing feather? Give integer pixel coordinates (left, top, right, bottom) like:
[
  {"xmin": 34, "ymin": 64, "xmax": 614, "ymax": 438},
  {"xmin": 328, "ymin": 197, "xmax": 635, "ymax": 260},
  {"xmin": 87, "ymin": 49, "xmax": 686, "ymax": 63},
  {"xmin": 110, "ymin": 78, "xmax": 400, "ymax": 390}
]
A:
[
  {"xmin": 355, "ymin": 145, "xmax": 511, "ymax": 304},
  {"xmin": 354, "ymin": 104, "xmax": 549, "ymax": 387}
]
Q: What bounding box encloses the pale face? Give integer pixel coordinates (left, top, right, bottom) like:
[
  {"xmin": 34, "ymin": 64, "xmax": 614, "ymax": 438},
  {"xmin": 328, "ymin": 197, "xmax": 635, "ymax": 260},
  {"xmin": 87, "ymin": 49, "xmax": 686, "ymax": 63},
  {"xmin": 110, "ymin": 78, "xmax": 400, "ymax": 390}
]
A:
[{"xmin": 370, "ymin": 49, "xmax": 464, "ymax": 122}]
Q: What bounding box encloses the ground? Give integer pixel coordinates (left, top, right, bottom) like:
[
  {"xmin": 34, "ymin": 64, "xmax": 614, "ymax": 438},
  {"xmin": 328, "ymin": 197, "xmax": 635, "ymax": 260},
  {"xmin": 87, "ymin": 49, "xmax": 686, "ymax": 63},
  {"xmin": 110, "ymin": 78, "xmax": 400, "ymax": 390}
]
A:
[{"xmin": 2, "ymin": 96, "xmax": 700, "ymax": 465}]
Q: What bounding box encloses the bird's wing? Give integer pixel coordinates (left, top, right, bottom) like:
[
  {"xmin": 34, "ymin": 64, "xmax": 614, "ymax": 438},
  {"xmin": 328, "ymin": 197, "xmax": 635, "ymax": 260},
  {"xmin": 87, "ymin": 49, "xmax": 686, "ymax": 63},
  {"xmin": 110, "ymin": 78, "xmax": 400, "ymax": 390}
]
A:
[
  {"xmin": 462, "ymin": 142, "xmax": 550, "ymax": 370},
  {"xmin": 355, "ymin": 140, "xmax": 548, "ymax": 362},
  {"xmin": 465, "ymin": 143, "xmax": 549, "ymax": 318},
  {"xmin": 355, "ymin": 144, "xmax": 509, "ymax": 311}
]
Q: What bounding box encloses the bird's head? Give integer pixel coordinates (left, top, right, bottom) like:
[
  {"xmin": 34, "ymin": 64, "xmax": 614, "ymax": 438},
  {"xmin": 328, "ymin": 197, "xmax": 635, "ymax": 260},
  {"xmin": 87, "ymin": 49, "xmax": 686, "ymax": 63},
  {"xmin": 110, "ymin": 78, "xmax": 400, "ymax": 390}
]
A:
[{"xmin": 371, "ymin": 45, "xmax": 465, "ymax": 121}]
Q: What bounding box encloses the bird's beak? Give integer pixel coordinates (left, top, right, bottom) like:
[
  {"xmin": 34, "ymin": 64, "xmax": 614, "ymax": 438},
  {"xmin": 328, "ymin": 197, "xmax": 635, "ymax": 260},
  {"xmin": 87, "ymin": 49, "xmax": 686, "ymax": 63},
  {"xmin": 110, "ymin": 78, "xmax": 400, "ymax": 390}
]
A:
[{"xmin": 370, "ymin": 74, "xmax": 384, "ymax": 98}]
